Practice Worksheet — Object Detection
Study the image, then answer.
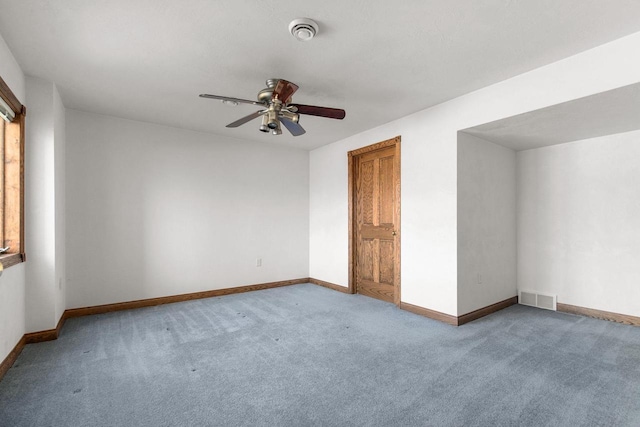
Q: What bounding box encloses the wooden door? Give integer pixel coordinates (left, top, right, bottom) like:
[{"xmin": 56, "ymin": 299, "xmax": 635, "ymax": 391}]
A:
[{"xmin": 349, "ymin": 137, "xmax": 400, "ymax": 305}]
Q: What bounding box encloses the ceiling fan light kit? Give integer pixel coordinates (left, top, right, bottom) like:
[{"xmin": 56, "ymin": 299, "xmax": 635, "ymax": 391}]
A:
[
  {"xmin": 288, "ymin": 18, "xmax": 318, "ymax": 41},
  {"xmin": 199, "ymin": 78, "xmax": 345, "ymax": 137}
]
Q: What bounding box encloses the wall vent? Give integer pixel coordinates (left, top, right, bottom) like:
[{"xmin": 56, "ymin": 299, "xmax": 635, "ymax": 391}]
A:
[{"xmin": 519, "ymin": 290, "xmax": 557, "ymax": 311}]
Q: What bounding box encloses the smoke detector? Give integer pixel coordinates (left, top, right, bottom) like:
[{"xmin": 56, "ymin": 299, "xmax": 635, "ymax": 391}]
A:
[{"xmin": 289, "ymin": 18, "xmax": 318, "ymax": 42}]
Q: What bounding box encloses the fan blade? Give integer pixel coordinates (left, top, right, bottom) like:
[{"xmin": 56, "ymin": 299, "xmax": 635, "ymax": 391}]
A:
[
  {"xmin": 200, "ymin": 94, "xmax": 263, "ymax": 106},
  {"xmin": 281, "ymin": 118, "xmax": 306, "ymax": 136},
  {"xmin": 289, "ymin": 104, "xmax": 346, "ymax": 120},
  {"xmin": 226, "ymin": 111, "xmax": 264, "ymax": 128},
  {"xmin": 272, "ymin": 80, "xmax": 299, "ymax": 104}
]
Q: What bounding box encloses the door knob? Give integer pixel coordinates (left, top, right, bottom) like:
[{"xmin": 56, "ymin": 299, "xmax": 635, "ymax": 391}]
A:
[{"xmin": 392, "ymin": 231, "xmax": 397, "ymax": 236}]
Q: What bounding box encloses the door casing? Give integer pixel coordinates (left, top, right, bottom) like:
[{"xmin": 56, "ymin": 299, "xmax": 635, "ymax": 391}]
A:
[{"xmin": 348, "ymin": 136, "xmax": 401, "ymax": 305}]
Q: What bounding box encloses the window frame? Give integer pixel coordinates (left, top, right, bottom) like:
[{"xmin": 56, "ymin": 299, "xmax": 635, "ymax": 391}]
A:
[{"xmin": 0, "ymin": 74, "xmax": 26, "ymax": 269}]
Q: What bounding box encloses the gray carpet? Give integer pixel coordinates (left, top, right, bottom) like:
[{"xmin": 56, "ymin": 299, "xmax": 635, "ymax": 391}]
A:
[{"xmin": 1, "ymin": 283, "xmax": 639, "ymax": 426}]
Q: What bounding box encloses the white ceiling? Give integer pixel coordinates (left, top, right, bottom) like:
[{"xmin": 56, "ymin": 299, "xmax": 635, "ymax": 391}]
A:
[
  {"xmin": 1, "ymin": 1, "xmax": 640, "ymax": 150},
  {"xmin": 463, "ymin": 82, "xmax": 640, "ymax": 151}
]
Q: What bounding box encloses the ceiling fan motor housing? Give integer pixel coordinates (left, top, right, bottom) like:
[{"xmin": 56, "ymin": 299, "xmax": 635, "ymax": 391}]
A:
[
  {"xmin": 257, "ymin": 79, "xmax": 288, "ymax": 103},
  {"xmin": 257, "ymin": 88, "xmax": 273, "ymax": 104}
]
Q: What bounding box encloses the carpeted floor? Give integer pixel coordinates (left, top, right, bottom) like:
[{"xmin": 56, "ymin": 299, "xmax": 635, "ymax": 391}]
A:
[{"xmin": 1, "ymin": 283, "xmax": 639, "ymax": 426}]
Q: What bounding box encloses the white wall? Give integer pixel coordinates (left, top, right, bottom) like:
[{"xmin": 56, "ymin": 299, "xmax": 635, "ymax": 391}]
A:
[
  {"xmin": 308, "ymin": 141, "xmax": 349, "ymax": 288},
  {"xmin": 309, "ymin": 121, "xmax": 458, "ymax": 316},
  {"xmin": 54, "ymin": 87, "xmax": 66, "ymax": 321},
  {"xmin": 0, "ymin": 33, "xmax": 26, "ymax": 362},
  {"xmin": 518, "ymin": 129, "xmax": 640, "ymax": 317},
  {"xmin": 65, "ymin": 110, "xmax": 309, "ymax": 308},
  {"xmin": 25, "ymin": 76, "xmax": 66, "ymax": 332},
  {"xmin": 0, "ymin": 35, "xmax": 24, "ymax": 104},
  {"xmin": 457, "ymin": 132, "xmax": 516, "ymax": 315},
  {"xmin": 309, "ymin": 31, "xmax": 640, "ymax": 316}
]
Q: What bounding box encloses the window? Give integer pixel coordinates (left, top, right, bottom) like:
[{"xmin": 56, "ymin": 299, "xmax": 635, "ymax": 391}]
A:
[{"xmin": 0, "ymin": 75, "xmax": 25, "ymax": 268}]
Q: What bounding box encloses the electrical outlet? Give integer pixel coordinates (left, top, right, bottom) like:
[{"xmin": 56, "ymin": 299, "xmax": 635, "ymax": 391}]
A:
[
  {"xmin": 477, "ymin": 273, "xmax": 482, "ymax": 284},
  {"xmin": 256, "ymin": 258, "xmax": 262, "ymax": 267},
  {"xmin": 58, "ymin": 278, "xmax": 62, "ymax": 290}
]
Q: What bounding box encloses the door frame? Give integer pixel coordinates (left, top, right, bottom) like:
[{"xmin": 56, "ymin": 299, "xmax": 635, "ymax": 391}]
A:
[{"xmin": 348, "ymin": 135, "xmax": 401, "ymax": 305}]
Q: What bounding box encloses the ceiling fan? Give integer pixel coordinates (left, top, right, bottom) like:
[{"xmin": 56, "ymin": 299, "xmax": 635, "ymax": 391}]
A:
[{"xmin": 199, "ymin": 79, "xmax": 345, "ymax": 136}]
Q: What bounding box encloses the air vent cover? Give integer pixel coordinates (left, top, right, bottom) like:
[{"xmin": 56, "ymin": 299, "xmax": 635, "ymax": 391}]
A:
[{"xmin": 519, "ymin": 290, "xmax": 557, "ymax": 311}]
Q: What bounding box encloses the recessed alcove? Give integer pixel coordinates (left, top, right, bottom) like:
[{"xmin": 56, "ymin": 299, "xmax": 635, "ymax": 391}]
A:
[{"xmin": 458, "ymin": 82, "xmax": 640, "ymax": 317}]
